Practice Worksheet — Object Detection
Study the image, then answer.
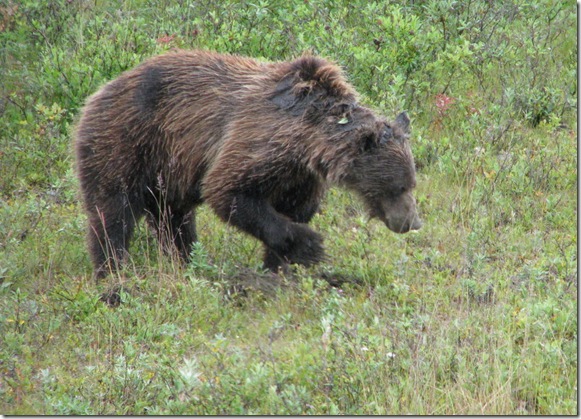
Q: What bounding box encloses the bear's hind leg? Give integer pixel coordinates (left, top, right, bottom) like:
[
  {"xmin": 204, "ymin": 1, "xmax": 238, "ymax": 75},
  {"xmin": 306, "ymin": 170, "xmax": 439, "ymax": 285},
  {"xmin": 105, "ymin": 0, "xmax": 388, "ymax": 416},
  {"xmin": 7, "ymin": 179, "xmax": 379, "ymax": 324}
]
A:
[
  {"xmin": 146, "ymin": 206, "xmax": 197, "ymax": 262},
  {"xmin": 87, "ymin": 193, "xmax": 141, "ymax": 279},
  {"xmin": 169, "ymin": 210, "xmax": 197, "ymax": 261}
]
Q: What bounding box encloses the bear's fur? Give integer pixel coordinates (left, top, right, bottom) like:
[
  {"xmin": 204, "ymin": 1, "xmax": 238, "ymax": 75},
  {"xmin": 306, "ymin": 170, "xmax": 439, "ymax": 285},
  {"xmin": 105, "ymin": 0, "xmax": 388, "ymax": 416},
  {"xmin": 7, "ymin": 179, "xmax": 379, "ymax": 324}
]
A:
[{"xmin": 74, "ymin": 50, "xmax": 421, "ymax": 278}]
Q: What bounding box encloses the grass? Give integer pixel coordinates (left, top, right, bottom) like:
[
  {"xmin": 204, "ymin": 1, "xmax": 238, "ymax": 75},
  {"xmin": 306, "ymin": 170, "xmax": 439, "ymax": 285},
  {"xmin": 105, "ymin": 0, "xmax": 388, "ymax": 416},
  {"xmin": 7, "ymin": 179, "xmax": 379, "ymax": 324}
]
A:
[{"xmin": 0, "ymin": 0, "xmax": 577, "ymax": 415}]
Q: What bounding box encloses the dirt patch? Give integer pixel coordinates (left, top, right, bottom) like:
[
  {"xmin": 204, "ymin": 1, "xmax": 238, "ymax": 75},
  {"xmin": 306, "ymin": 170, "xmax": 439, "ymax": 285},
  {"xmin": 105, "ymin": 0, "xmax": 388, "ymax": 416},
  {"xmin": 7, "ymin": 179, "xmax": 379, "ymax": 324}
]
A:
[{"xmin": 99, "ymin": 285, "xmax": 127, "ymax": 307}]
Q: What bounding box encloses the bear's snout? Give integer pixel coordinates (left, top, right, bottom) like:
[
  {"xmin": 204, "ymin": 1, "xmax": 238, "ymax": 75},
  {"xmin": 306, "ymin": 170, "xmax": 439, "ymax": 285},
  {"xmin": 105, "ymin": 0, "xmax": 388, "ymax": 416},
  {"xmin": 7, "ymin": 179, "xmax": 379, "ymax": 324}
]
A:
[
  {"xmin": 385, "ymin": 213, "xmax": 422, "ymax": 234},
  {"xmin": 380, "ymin": 191, "xmax": 422, "ymax": 234}
]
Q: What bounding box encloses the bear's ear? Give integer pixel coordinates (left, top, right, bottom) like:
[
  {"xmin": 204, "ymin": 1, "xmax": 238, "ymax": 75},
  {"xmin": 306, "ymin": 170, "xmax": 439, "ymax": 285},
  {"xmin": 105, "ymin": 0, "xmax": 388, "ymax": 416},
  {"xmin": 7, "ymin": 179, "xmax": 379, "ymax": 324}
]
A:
[
  {"xmin": 358, "ymin": 122, "xmax": 395, "ymax": 152},
  {"xmin": 395, "ymin": 111, "xmax": 411, "ymax": 134},
  {"xmin": 359, "ymin": 131, "xmax": 381, "ymax": 153},
  {"xmin": 380, "ymin": 124, "xmax": 393, "ymax": 145}
]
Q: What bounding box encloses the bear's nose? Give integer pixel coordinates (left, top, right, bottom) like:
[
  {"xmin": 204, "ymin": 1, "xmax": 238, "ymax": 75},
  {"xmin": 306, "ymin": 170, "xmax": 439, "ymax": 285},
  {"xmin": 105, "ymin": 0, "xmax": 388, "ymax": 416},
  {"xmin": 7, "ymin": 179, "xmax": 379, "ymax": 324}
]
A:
[{"xmin": 410, "ymin": 217, "xmax": 422, "ymax": 231}]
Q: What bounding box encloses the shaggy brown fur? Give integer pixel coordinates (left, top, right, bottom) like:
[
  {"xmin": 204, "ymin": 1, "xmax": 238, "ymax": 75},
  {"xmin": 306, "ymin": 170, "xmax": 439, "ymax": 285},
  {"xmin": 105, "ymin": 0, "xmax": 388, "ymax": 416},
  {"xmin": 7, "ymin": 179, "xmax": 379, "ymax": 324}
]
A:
[{"xmin": 74, "ymin": 50, "xmax": 421, "ymax": 278}]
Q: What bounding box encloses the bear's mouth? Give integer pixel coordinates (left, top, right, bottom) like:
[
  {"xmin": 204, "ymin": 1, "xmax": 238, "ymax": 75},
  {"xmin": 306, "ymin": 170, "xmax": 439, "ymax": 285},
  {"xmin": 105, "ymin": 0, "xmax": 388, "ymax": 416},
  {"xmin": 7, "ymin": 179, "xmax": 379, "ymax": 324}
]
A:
[
  {"xmin": 384, "ymin": 217, "xmax": 411, "ymax": 234},
  {"xmin": 365, "ymin": 202, "xmax": 411, "ymax": 233},
  {"xmin": 383, "ymin": 213, "xmax": 422, "ymax": 234},
  {"xmin": 368, "ymin": 199, "xmax": 422, "ymax": 234}
]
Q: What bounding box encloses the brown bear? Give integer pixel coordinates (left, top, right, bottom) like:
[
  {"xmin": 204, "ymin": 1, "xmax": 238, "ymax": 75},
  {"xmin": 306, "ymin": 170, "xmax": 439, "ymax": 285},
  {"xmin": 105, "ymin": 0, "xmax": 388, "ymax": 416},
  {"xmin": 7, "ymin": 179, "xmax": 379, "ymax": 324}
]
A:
[{"xmin": 74, "ymin": 50, "xmax": 421, "ymax": 278}]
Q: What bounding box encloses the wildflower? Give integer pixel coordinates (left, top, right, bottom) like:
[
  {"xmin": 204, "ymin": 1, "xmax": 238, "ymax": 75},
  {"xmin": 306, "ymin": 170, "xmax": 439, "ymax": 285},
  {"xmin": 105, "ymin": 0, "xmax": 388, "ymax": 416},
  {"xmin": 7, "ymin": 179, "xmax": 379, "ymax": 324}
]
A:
[
  {"xmin": 435, "ymin": 93, "xmax": 455, "ymax": 117},
  {"xmin": 157, "ymin": 34, "xmax": 176, "ymax": 44}
]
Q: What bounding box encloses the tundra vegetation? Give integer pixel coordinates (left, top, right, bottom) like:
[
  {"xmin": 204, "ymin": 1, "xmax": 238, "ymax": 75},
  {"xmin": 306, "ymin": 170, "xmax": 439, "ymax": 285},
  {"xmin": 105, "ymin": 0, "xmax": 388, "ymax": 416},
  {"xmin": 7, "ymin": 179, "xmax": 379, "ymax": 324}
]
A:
[{"xmin": 0, "ymin": 0, "xmax": 577, "ymax": 415}]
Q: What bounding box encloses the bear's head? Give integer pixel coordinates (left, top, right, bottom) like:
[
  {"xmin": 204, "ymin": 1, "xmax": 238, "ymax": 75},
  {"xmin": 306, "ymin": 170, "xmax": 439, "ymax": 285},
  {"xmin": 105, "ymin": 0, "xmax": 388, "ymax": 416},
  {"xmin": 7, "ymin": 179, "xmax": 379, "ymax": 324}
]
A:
[
  {"xmin": 340, "ymin": 110, "xmax": 422, "ymax": 234},
  {"xmin": 271, "ymin": 56, "xmax": 421, "ymax": 233}
]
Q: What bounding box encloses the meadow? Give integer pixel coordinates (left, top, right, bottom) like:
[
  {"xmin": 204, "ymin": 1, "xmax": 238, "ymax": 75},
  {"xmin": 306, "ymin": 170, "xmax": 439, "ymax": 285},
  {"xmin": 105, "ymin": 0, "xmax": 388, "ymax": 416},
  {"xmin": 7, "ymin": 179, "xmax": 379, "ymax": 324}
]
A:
[{"xmin": 0, "ymin": 0, "xmax": 577, "ymax": 414}]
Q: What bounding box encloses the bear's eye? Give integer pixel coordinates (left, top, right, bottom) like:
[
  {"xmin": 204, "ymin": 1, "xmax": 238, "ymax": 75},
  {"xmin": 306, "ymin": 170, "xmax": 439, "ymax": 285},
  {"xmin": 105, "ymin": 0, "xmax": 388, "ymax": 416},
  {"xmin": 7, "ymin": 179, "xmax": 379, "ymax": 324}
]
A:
[{"xmin": 387, "ymin": 185, "xmax": 406, "ymax": 198}]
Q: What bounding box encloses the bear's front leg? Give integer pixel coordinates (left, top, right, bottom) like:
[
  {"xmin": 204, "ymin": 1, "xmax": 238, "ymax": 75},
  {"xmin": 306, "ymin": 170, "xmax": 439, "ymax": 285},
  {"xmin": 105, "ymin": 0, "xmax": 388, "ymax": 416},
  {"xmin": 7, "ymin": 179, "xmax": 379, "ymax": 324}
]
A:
[
  {"xmin": 211, "ymin": 193, "xmax": 325, "ymax": 272},
  {"xmin": 262, "ymin": 223, "xmax": 325, "ymax": 272}
]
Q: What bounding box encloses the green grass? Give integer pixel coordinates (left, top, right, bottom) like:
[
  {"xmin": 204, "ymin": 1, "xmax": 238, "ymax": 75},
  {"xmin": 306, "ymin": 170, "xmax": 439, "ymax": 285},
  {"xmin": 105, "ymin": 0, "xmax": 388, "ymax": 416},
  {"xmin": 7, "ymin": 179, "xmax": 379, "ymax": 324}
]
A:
[{"xmin": 0, "ymin": 0, "xmax": 577, "ymax": 415}]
